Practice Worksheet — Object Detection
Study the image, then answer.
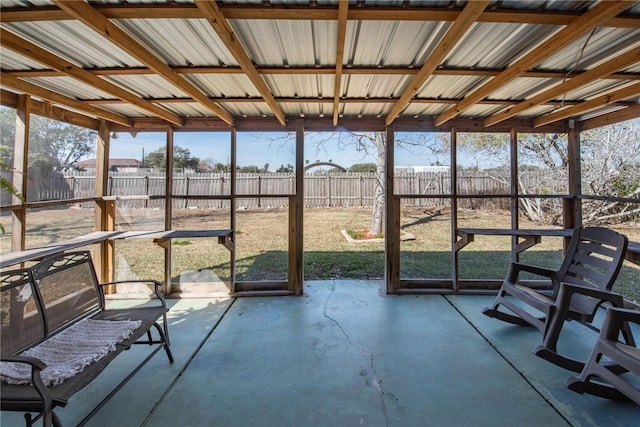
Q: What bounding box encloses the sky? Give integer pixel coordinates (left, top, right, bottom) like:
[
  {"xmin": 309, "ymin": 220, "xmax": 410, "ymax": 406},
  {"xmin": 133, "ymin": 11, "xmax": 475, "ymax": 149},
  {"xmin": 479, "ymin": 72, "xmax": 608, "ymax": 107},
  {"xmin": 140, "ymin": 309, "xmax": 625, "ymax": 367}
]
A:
[{"xmin": 105, "ymin": 130, "xmax": 454, "ymax": 169}]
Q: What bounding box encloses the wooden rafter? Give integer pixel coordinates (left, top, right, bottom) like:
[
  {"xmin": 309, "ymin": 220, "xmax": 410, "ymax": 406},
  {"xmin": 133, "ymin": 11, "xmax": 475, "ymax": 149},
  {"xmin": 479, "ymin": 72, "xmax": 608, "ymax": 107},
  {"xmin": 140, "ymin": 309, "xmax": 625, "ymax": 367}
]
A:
[
  {"xmin": 0, "ymin": 28, "xmax": 182, "ymax": 127},
  {"xmin": 2, "ymin": 4, "xmax": 638, "ymax": 29},
  {"xmin": 0, "ymin": 73, "xmax": 131, "ymax": 127},
  {"xmin": 534, "ymin": 82, "xmax": 640, "ymax": 127},
  {"xmin": 195, "ymin": 0, "xmax": 286, "ymax": 126},
  {"xmin": 484, "ymin": 45, "xmax": 640, "ymax": 127},
  {"xmin": 333, "ymin": 2, "xmax": 349, "ymax": 126},
  {"xmin": 434, "ymin": 1, "xmax": 635, "ymax": 127},
  {"xmin": 53, "ymin": 0, "xmax": 234, "ymax": 125},
  {"xmin": 385, "ymin": 0, "xmax": 491, "ymax": 126}
]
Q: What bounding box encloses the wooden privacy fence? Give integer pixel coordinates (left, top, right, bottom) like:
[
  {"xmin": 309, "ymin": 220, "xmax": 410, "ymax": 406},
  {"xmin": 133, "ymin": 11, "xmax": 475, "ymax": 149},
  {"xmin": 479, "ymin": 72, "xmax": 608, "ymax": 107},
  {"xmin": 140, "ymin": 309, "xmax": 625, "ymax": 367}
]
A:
[{"xmin": 21, "ymin": 172, "xmax": 514, "ymax": 209}]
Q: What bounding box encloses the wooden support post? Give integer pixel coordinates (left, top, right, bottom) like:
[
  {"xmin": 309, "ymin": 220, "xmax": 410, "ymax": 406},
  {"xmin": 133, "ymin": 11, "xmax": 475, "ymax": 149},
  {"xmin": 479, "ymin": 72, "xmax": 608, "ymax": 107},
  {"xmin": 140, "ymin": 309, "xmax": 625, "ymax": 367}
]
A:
[
  {"xmin": 11, "ymin": 95, "xmax": 29, "ymax": 255},
  {"xmin": 230, "ymin": 127, "xmax": 237, "ymax": 293},
  {"xmin": 385, "ymin": 125, "xmax": 400, "ymax": 294},
  {"xmin": 451, "ymin": 127, "xmax": 459, "ymax": 292},
  {"xmin": 95, "ymin": 121, "xmax": 115, "ymax": 288},
  {"xmin": 164, "ymin": 128, "xmax": 174, "ymax": 295},
  {"xmin": 288, "ymin": 120, "xmax": 304, "ymax": 295},
  {"xmin": 510, "ymin": 128, "xmax": 519, "ymax": 263},
  {"xmin": 565, "ymin": 125, "xmax": 582, "ymax": 237}
]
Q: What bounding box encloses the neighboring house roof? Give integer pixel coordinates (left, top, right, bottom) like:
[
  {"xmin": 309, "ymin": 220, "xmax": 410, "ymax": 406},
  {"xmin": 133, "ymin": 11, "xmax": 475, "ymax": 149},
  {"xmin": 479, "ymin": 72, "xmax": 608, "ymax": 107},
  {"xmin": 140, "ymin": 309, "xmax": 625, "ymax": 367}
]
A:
[{"xmin": 75, "ymin": 159, "xmax": 143, "ymax": 169}]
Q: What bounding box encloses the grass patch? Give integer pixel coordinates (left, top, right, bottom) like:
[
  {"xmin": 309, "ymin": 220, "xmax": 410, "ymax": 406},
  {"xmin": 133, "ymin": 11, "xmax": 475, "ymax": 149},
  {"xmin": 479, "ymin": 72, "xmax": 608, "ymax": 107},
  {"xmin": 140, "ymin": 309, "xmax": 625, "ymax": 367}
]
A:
[{"xmin": 345, "ymin": 229, "xmax": 384, "ymax": 240}]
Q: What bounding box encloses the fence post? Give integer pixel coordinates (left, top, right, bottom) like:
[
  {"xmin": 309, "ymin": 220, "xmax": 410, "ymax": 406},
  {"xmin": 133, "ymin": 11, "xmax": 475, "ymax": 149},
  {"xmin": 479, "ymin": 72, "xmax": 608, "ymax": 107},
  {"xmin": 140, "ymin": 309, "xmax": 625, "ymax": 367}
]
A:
[
  {"xmin": 185, "ymin": 176, "xmax": 190, "ymax": 208},
  {"xmin": 258, "ymin": 175, "xmax": 261, "ymax": 208},
  {"xmin": 325, "ymin": 175, "xmax": 330, "ymax": 207},
  {"xmin": 221, "ymin": 175, "xmax": 226, "ymax": 208},
  {"xmin": 141, "ymin": 176, "xmax": 148, "ymax": 207}
]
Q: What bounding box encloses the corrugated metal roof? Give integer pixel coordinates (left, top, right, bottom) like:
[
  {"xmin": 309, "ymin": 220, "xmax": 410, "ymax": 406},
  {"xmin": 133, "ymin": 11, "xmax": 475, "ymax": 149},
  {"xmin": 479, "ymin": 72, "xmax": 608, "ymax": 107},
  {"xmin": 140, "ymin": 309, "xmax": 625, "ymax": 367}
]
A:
[{"xmin": 0, "ymin": 0, "xmax": 638, "ymax": 129}]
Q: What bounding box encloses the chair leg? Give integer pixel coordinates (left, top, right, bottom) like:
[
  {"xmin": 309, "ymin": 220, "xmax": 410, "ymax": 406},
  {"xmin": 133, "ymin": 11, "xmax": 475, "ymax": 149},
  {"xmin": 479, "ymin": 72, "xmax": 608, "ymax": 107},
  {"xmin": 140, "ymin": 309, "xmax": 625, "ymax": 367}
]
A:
[
  {"xmin": 565, "ymin": 375, "xmax": 635, "ymax": 402},
  {"xmin": 482, "ymin": 290, "xmax": 540, "ymax": 328},
  {"xmin": 565, "ymin": 344, "xmax": 639, "ymax": 404},
  {"xmin": 482, "ymin": 305, "xmax": 533, "ymax": 326},
  {"xmin": 534, "ymin": 345, "xmax": 586, "ymax": 373}
]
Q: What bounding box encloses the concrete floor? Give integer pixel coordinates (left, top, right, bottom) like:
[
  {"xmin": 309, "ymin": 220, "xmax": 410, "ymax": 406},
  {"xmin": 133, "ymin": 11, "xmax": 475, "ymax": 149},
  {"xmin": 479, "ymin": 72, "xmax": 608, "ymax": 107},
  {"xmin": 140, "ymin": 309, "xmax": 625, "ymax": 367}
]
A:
[{"xmin": 2, "ymin": 280, "xmax": 638, "ymax": 426}]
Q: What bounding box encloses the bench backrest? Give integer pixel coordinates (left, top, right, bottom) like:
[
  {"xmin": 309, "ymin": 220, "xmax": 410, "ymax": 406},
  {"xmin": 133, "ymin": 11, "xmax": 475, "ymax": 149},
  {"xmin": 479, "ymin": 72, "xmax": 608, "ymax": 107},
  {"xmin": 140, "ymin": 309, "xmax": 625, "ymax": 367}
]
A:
[
  {"xmin": 0, "ymin": 251, "xmax": 104, "ymax": 355},
  {"xmin": 0, "ymin": 267, "xmax": 44, "ymax": 355}
]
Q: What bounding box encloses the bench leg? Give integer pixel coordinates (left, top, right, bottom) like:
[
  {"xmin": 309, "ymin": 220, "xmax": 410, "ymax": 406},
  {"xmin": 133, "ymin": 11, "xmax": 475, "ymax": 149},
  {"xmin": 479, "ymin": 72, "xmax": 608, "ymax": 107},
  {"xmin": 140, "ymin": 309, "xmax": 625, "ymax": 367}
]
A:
[{"xmin": 153, "ymin": 322, "xmax": 174, "ymax": 363}]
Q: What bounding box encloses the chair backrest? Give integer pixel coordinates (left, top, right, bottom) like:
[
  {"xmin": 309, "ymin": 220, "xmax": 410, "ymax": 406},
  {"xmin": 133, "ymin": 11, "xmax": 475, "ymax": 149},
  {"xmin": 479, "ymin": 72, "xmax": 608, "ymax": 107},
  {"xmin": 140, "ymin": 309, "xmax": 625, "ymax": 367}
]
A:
[
  {"xmin": 30, "ymin": 251, "xmax": 103, "ymax": 337},
  {"xmin": 0, "ymin": 267, "xmax": 45, "ymax": 355},
  {"xmin": 558, "ymin": 227, "xmax": 628, "ymax": 308}
]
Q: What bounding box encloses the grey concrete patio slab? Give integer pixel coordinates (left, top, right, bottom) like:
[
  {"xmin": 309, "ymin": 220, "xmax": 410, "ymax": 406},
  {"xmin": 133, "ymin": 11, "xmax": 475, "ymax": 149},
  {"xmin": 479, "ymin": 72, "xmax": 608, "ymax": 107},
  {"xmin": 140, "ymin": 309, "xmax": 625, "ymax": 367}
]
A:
[
  {"xmin": 145, "ymin": 281, "xmax": 570, "ymax": 427},
  {"xmin": 2, "ymin": 281, "xmax": 638, "ymax": 426},
  {"xmin": 1, "ymin": 297, "xmax": 234, "ymax": 427},
  {"xmin": 446, "ymin": 294, "xmax": 640, "ymax": 427}
]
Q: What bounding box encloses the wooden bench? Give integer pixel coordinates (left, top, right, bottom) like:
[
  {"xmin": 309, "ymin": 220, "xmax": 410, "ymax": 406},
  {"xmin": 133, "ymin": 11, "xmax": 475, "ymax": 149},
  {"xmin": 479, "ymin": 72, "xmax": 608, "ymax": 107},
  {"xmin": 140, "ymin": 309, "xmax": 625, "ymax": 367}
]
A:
[
  {"xmin": 455, "ymin": 228, "xmax": 574, "ymax": 254},
  {"xmin": 0, "ymin": 251, "xmax": 174, "ymax": 427}
]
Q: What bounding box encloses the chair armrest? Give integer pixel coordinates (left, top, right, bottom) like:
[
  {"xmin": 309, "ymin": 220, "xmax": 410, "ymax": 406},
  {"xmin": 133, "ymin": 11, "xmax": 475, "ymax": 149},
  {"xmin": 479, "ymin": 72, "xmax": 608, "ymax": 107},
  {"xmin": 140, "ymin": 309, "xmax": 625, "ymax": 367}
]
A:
[
  {"xmin": 557, "ymin": 282, "xmax": 625, "ymax": 308},
  {"xmin": 601, "ymin": 307, "xmax": 640, "ymax": 340},
  {"xmin": 506, "ymin": 262, "xmax": 558, "ymax": 283},
  {"xmin": 100, "ymin": 279, "xmax": 167, "ymax": 307}
]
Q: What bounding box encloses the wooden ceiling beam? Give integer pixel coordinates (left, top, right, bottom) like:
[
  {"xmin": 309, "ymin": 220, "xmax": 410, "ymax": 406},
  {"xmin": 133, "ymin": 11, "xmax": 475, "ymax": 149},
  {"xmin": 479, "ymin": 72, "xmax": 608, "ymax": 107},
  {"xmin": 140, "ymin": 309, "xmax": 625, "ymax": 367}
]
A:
[
  {"xmin": 534, "ymin": 82, "xmax": 640, "ymax": 127},
  {"xmin": 332, "ymin": 2, "xmax": 349, "ymax": 126},
  {"xmin": 84, "ymin": 96, "xmax": 601, "ymax": 107},
  {"xmin": 1, "ymin": 4, "xmax": 637, "ymax": 28},
  {"xmin": 484, "ymin": 45, "xmax": 640, "ymax": 127},
  {"xmin": 0, "ymin": 28, "xmax": 183, "ymax": 127},
  {"xmin": 385, "ymin": 0, "xmax": 491, "ymax": 126},
  {"xmin": 195, "ymin": 0, "xmax": 286, "ymax": 126},
  {"xmin": 107, "ymin": 116, "xmax": 568, "ymax": 134},
  {"xmin": 434, "ymin": 1, "xmax": 636, "ymax": 127},
  {"xmin": 1, "ymin": 89, "xmax": 100, "ymax": 130},
  {"xmin": 579, "ymin": 104, "xmax": 640, "ymax": 131},
  {"xmin": 7, "ymin": 65, "xmax": 640, "ymax": 81},
  {"xmin": 0, "ymin": 73, "xmax": 131, "ymax": 127},
  {"xmin": 53, "ymin": 0, "xmax": 234, "ymax": 126}
]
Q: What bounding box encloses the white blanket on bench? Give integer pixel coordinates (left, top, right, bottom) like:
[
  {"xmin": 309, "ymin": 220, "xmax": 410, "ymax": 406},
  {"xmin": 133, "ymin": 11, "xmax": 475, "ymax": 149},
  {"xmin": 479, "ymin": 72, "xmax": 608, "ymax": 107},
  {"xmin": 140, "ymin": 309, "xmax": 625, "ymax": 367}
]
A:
[{"xmin": 1, "ymin": 318, "xmax": 141, "ymax": 386}]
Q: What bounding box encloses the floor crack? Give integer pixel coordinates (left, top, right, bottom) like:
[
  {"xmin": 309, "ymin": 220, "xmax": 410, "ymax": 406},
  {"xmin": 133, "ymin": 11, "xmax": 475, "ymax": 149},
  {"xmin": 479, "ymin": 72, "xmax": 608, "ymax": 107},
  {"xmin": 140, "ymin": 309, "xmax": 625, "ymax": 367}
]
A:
[{"xmin": 323, "ymin": 281, "xmax": 389, "ymax": 426}]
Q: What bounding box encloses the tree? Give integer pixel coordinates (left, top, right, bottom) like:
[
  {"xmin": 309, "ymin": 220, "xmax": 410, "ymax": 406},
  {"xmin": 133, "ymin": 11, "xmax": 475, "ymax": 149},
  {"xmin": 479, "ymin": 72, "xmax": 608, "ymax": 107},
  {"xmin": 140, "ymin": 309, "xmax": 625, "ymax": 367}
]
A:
[
  {"xmin": 238, "ymin": 165, "xmax": 262, "ymax": 173},
  {"xmin": 145, "ymin": 146, "xmax": 201, "ymax": 171},
  {"xmin": 580, "ymin": 120, "xmax": 640, "ymax": 224},
  {"xmin": 1, "ymin": 107, "xmax": 96, "ymax": 171},
  {"xmin": 306, "ymin": 130, "xmax": 446, "ymax": 236},
  {"xmin": 455, "ymin": 119, "xmax": 640, "ymax": 224},
  {"xmin": 1, "ymin": 107, "xmax": 96, "ymax": 203},
  {"xmin": 276, "ymin": 164, "xmax": 294, "ymax": 173},
  {"xmin": 348, "ymin": 163, "xmax": 377, "ymax": 172}
]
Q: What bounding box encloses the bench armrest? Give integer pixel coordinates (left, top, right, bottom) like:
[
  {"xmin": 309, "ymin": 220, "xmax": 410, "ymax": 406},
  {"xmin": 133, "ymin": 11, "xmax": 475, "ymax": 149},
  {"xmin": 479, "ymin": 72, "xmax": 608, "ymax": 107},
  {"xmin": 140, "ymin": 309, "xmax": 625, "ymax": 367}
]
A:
[
  {"xmin": 1, "ymin": 355, "xmax": 53, "ymax": 417},
  {"xmin": 1, "ymin": 355, "xmax": 47, "ymax": 371},
  {"xmin": 100, "ymin": 279, "xmax": 167, "ymax": 307}
]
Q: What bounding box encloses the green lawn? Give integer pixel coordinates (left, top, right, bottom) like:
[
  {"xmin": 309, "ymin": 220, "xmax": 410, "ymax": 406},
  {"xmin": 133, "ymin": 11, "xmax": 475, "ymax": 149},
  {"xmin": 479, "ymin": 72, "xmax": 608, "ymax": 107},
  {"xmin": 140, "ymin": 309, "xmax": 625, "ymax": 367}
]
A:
[{"xmin": 1, "ymin": 206, "xmax": 638, "ymax": 302}]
